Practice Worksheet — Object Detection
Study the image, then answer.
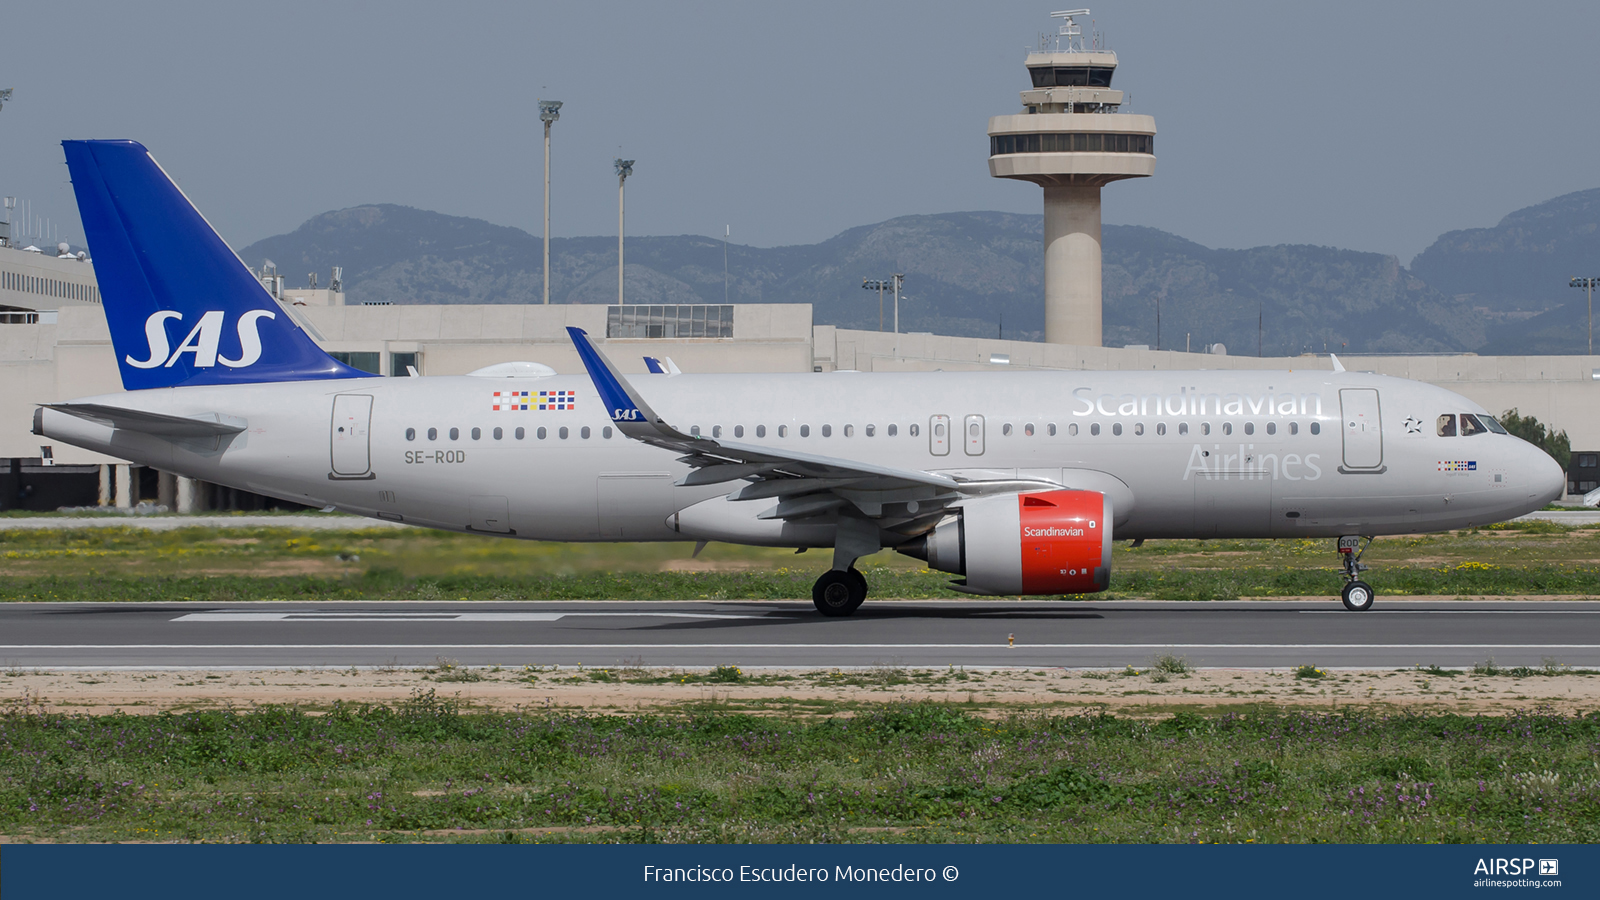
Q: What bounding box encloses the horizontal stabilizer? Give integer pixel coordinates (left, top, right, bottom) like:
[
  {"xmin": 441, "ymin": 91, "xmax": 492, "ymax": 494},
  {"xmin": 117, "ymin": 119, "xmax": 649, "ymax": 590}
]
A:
[{"xmin": 42, "ymin": 403, "xmax": 246, "ymax": 437}]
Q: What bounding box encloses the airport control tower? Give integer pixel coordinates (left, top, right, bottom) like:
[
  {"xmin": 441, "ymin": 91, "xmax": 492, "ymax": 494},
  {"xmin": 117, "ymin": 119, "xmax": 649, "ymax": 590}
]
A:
[{"xmin": 989, "ymin": 10, "xmax": 1155, "ymax": 346}]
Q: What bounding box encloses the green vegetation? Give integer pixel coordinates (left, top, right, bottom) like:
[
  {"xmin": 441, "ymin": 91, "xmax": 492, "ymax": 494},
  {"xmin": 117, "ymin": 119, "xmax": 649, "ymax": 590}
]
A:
[
  {"xmin": 1, "ymin": 522, "xmax": 1599, "ymax": 602},
  {"xmin": 4, "ymin": 698, "xmax": 1599, "ymax": 844},
  {"xmin": 1499, "ymin": 408, "xmax": 1571, "ymax": 471}
]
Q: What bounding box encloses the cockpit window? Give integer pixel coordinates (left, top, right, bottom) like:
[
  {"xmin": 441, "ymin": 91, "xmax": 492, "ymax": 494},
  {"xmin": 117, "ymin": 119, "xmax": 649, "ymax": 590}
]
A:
[
  {"xmin": 1460, "ymin": 413, "xmax": 1487, "ymax": 436},
  {"xmin": 1479, "ymin": 415, "xmax": 1508, "ymax": 434},
  {"xmin": 1437, "ymin": 414, "xmax": 1456, "ymax": 437}
]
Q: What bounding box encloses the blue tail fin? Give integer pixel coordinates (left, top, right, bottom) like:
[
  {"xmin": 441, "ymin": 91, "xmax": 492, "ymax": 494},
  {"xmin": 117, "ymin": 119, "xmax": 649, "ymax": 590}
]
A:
[{"xmin": 62, "ymin": 140, "xmax": 372, "ymax": 390}]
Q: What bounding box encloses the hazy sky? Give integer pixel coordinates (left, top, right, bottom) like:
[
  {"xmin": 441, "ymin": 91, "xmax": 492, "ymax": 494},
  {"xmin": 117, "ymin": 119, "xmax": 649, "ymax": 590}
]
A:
[{"xmin": 2, "ymin": 1, "xmax": 1596, "ymax": 264}]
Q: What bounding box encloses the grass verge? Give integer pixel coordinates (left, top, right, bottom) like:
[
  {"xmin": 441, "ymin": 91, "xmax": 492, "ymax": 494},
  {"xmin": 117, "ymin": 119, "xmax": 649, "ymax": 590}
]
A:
[
  {"xmin": 3, "ymin": 561, "xmax": 1600, "ymax": 603},
  {"xmin": 3, "ymin": 696, "xmax": 1597, "ymax": 843}
]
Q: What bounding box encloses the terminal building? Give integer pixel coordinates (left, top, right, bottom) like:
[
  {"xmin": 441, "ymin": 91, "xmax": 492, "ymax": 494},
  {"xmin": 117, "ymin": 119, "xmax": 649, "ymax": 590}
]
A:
[{"xmin": 0, "ymin": 9, "xmax": 1595, "ymax": 510}]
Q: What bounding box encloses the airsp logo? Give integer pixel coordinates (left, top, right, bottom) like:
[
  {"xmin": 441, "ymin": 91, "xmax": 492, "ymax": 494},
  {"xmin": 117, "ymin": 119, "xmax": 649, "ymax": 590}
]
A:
[{"xmin": 125, "ymin": 309, "xmax": 277, "ymax": 369}]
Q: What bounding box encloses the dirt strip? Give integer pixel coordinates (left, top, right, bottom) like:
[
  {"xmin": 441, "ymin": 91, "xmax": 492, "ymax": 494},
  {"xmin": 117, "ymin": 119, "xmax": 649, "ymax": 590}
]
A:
[{"xmin": 3, "ymin": 663, "xmax": 1598, "ymax": 716}]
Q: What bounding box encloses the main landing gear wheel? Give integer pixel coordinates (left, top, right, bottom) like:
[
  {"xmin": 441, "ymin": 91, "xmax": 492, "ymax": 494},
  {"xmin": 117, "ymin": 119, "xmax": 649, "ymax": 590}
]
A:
[
  {"xmin": 1341, "ymin": 580, "xmax": 1375, "ymax": 612},
  {"xmin": 813, "ymin": 568, "xmax": 868, "ymax": 617}
]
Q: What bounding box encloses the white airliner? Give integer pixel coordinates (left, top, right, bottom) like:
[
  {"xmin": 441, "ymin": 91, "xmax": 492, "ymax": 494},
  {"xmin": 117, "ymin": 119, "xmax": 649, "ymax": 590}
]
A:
[{"xmin": 33, "ymin": 141, "xmax": 1565, "ymax": 616}]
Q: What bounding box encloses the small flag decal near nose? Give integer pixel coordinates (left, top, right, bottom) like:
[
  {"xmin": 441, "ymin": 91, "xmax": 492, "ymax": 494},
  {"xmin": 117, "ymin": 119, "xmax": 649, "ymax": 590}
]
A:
[
  {"xmin": 492, "ymin": 390, "xmax": 575, "ymax": 411},
  {"xmin": 491, "ymin": 391, "xmax": 530, "ymax": 411},
  {"xmin": 1438, "ymin": 460, "xmax": 1477, "ymax": 472}
]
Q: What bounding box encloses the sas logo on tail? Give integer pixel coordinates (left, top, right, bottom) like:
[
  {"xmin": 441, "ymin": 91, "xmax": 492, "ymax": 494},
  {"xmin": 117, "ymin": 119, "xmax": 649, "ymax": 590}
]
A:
[{"xmin": 125, "ymin": 309, "xmax": 276, "ymax": 369}]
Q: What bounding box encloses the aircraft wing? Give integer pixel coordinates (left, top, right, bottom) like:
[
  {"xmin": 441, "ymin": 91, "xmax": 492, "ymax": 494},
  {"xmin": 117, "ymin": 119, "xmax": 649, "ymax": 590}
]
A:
[
  {"xmin": 40, "ymin": 403, "xmax": 247, "ymax": 438},
  {"xmin": 567, "ymin": 327, "xmax": 1056, "ymax": 522}
]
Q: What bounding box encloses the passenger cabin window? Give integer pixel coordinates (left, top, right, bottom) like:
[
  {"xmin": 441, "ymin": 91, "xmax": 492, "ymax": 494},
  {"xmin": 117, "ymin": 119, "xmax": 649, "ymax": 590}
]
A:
[
  {"xmin": 1437, "ymin": 414, "xmax": 1456, "ymax": 437},
  {"xmin": 449, "ymin": 427, "xmax": 460, "ymax": 441},
  {"xmin": 515, "ymin": 427, "xmax": 525, "ymax": 440},
  {"xmin": 1289, "ymin": 422, "xmax": 1298, "ymax": 435},
  {"xmin": 1047, "ymin": 423, "xmax": 1057, "ymax": 436},
  {"xmin": 778, "ymin": 425, "xmax": 788, "ymax": 437},
  {"xmin": 406, "ymin": 428, "xmax": 416, "ymax": 441},
  {"xmin": 1178, "ymin": 422, "xmax": 1188, "ymax": 435},
  {"xmin": 1222, "ymin": 423, "xmax": 1232, "ymax": 436},
  {"xmin": 1266, "ymin": 422, "xmax": 1276, "ymax": 435},
  {"xmin": 427, "ymin": 428, "xmax": 438, "ymax": 441},
  {"xmin": 734, "ymin": 425, "xmax": 744, "ymax": 437},
  {"xmin": 493, "ymin": 427, "xmax": 502, "ymax": 440},
  {"xmin": 866, "ymin": 424, "xmax": 875, "ymax": 437},
  {"xmin": 471, "ymin": 427, "xmax": 481, "ymax": 440},
  {"xmin": 801, "ymin": 425, "xmax": 811, "ymax": 437},
  {"xmin": 909, "ymin": 424, "xmax": 919, "ymax": 437},
  {"xmin": 1002, "ymin": 424, "xmax": 1013, "ymax": 436},
  {"xmin": 756, "ymin": 425, "xmax": 766, "ymax": 437},
  {"xmin": 537, "ymin": 427, "xmax": 547, "ymax": 440},
  {"xmin": 712, "ymin": 425, "xmax": 722, "ymax": 438},
  {"xmin": 559, "ymin": 427, "xmax": 569, "ymax": 439},
  {"xmin": 603, "ymin": 427, "xmax": 613, "ymax": 438},
  {"xmin": 1067, "ymin": 423, "xmax": 1077, "ymax": 436},
  {"xmin": 821, "ymin": 424, "xmax": 832, "ymax": 437},
  {"xmin": 1201, "ymin": 423, "xmax": 1211, "ymax": 435},
  {"xmin": 1112, "ymin": 423, "xmax": 1123, "ymax": 436},
  {"xmin": 1156, "ymin": 423, "xmax": 1166, "ymax": 436},
  {"xmin": 1025, "ymin": 423, "xmax": 1035, "ymax": 436},
  {"xmin": 1310, "ymin": 422, "xmax": 1321, "ymax": 435},
  {"xmin": 1131, "ymin": 423, "xmax": 1142, "ymax": 436},
  {"xmin": 1090, "ymin": 423, "xmax": 1100, "ymax": 436},
  {"xmin": 1244, "ymin": 422, "xmax": 1254, "ymax": 435},
  {"xmin": 581, "ymin": 426, "xmax": 591, "ymax": 439}
]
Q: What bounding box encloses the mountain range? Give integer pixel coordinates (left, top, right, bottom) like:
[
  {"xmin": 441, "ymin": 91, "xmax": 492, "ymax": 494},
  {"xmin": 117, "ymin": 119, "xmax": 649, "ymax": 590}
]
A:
[{"xmin": 239, "ymin": 187, "xmax": 1600, "ymax": 356}]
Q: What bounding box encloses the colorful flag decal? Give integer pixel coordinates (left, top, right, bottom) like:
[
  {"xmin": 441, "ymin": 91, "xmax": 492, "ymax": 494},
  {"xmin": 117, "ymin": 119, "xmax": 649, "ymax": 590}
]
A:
[
  {"xmin": 491, "ymin": 390, "xmax": 575, "ymax": 411},
  {"xmin": 1437, "ymin": 460, "xmax": 1477, "ymax": 472},
  {"xmin": 491, "ymin": 390, "xmax": 530, "ymax": 411},
  {"xmin": 539, "ymin": 390, "xmax": 575, "ymax": 410}
]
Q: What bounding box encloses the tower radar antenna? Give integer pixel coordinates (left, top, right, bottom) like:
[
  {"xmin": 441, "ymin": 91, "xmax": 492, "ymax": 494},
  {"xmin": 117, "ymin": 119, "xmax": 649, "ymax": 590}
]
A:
[{"xmin": 1050, "ymin": 9, "xmax": 1091, "ymax": 52}]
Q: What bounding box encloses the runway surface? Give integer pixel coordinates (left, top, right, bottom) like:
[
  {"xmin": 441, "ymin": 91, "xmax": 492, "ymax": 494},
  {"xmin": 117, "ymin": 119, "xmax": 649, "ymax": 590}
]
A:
[{"xmin": 3, "ymin": 599, "xmax": 1599, "ymax": 670}]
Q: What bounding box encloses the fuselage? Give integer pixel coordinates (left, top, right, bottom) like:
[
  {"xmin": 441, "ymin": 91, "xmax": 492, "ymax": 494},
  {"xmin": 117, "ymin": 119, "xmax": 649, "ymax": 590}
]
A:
[{"xmin": 36, "ymin": 367, "xmax": 1566, "ymax": 543}]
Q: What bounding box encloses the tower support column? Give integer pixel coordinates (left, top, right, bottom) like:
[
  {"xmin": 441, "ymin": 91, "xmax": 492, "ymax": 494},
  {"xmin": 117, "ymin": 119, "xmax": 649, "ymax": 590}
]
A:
[{"xmin": 1043, "ymin": 184, "xmax": 1103, "ymax": 347}]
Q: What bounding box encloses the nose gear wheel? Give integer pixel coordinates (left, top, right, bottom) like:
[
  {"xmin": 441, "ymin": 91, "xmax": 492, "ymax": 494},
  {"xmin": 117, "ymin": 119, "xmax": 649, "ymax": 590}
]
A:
[{"xmin": 1336, "ymin": 535, "xmax": 1375, "ymax": 611}]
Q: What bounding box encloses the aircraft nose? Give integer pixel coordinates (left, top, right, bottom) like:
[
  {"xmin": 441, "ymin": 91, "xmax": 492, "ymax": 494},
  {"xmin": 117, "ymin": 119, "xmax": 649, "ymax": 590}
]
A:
[{"xmin": 1529, "ymin": 446, "xmax": 1565, "ymax": 507}]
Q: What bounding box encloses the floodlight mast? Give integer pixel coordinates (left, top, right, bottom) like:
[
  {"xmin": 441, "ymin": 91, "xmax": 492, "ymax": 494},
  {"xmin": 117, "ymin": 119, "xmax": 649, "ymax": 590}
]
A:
[
  {"xmin": 1575, "ymin": 277, "xmax": 1600, "ymax": 355},
  {"xmin": 862, "ymin": 278, "xmax": 889, "ymax": 331},
  {"xmin": 538, "ymin": 99, "xmax": 562, "ymax": 305},
  {"xmin": 615, "ymin": 158, "xmax": 634, "ymax": 304}
]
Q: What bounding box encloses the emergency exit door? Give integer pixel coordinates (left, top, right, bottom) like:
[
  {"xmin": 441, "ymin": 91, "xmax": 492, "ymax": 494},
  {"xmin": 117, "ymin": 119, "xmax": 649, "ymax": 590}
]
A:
[
  {"xmin": 963, "ymin": 414, "xmax": 985, "ymax": 455},
  {"xmin": 1339, "ymin": 388, "xmax": 1383, "ymax": 470},
  {"xmin": 929, "ymin": 415, "xmax": 950, "ymax": 456},
  {"xmin": 330, "ymin": 394, "xmax": 373, "ymax": 477}
]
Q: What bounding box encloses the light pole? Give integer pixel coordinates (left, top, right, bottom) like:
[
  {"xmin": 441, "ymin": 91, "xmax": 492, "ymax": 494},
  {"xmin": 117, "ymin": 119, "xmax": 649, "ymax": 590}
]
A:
[
  {"xmin": 890, "ymin": 272, "xmax": 904, "ymax": 334},
  {"xmin": 538, "ymin": 100, "xmax": 561, "ymax": 305},
  {"xmin": 1573, "ymin": 277, "xmax": 1599, "ymax": 355},
  {"xmin": 862, "ymin": 278, "xmax": 890, "ymax": 331},
  {"xmin": 615, "ymin": 158, "xmax": 634, "ymax": 305}
]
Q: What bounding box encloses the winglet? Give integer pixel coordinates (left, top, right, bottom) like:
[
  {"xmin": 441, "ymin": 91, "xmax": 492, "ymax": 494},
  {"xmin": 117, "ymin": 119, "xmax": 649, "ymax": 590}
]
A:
[
  {"xmin": 1329, "ymin": 353, "xmax": 1345, "ymax": 373},
  {"xmin": 567, "ymin": 327, "xmax": 691, "ymax": 442},
  {"xmin": 643, "ymin": 356, "xmax": 666, "ymax": 374}
]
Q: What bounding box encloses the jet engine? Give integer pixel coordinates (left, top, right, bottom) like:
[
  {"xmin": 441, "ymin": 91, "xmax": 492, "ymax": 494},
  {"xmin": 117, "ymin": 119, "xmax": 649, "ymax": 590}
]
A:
[{"xmin": 898, "ymin": 490, "xmax": 1112, "ymax": 596}]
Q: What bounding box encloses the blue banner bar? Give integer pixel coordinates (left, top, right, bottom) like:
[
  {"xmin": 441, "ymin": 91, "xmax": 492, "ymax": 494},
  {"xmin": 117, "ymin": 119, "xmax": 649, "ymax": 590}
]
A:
[{"xmin": 1, "ymin": 843, "xmax": 1591, "ymax": 899}]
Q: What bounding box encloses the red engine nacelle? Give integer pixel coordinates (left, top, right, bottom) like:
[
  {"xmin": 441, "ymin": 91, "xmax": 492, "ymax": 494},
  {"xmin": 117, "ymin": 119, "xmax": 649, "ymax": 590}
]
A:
[{"xmin": 899, "ymin": 490, "xmax": 1112, "ymax": 596}]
